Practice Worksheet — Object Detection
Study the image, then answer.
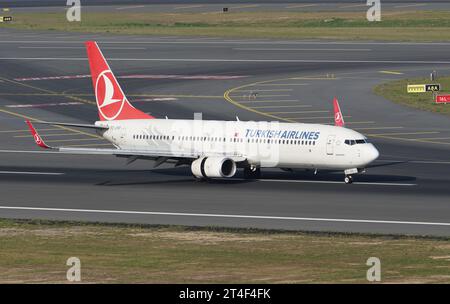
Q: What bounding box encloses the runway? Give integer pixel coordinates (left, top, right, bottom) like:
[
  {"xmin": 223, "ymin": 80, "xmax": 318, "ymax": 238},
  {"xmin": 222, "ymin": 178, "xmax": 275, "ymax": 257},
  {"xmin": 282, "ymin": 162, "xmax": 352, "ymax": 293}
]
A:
[
  {"xmin": 0, "ymin": 28, "xmax": 450, "ymax": 236},
  {"xmin": 4, "ymin": 0, "xmax": 450, "ymax": 13}
]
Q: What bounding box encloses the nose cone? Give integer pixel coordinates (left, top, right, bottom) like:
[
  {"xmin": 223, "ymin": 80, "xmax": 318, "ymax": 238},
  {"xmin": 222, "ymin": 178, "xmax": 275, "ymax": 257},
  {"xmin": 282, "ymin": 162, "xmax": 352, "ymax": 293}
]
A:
[{"xmin": 366, "ymin": 144, "xmax": 379, "ymax": 164}]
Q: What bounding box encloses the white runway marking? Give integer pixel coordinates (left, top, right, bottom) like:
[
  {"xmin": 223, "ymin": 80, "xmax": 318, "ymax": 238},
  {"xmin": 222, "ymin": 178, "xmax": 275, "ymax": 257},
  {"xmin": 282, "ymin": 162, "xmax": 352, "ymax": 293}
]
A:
[
  {"xmin": 2, "ymin": 57, "xmax": 450, "ymax": 65},
  {"xmin": 19, "ymin": 46, "xmax": 146, "ymax": 50},
  {"xmin": 254, "ymin": 179, "xmax": 416, "ymax": 186},
  {"xmin": 0, "ymin": 206, "xmax": 448, "ymax": 227},
  {"xmin": 14, "ymin": 74, "xmax": 247, "ymax": 82},
  {"xmin": 377, "ymin": 159, "xmax": 450, "ymax": 165},
  {"xmin": 5, "ymin": 102, "xmax": 83, "ymax": 108},
  {"xmin": 5, "ymin": 41, "xmax": 450, "ymax": 46},
  {"xmin": 0, "ymin": 171, "xmax": 63, "ymax": 175},
  {"xmin": 234, "ymin": 48, "xmax": 372, "ymax": 51}
]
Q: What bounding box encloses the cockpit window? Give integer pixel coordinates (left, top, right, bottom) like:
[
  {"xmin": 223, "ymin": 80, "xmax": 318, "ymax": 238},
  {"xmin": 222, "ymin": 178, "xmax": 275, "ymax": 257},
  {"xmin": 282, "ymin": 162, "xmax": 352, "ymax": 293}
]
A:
[{"xmin": 345, "ymin": 139, "xmax": 368, "ymax": 145}]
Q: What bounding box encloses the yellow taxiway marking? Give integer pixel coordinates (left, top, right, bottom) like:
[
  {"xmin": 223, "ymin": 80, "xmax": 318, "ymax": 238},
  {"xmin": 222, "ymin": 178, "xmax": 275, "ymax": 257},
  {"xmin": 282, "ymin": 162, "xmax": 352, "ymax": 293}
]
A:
[
  {"xmin": 0, "ymin": 128, "xmax": 59, "ymax": 133},
  {"xmin": 379, "ymin": 70, "xmax": 404, "ymax": 75},
  {"xmin": 370, "ymin": 134, "xmax": 450, "ymax": 146},
  {"xmin": 341, "ymin": 121, "xmax": 376, "ymax": 125},
  {"xmin": 131, "ymin": 94, "xmax": 223, "ymax": 99},
  {"xmin": 229, "ymin": 4, "xmax": 259, "ymax": 9},
  {"xmin": 394, "ymin": 3, "xmax": 426, "ymax": 8},
  {"xmin": 174, "ymin": 5, "xmax": 203, "ymax": 10},
  {"xmin": 291, "ymin": 77, "xmax": 338, "ymax": 80},
  {"xmin": 0, "ymin": 108, "xmax": 101, "ymax": 139},
  {"xmin": 0, "ymin": 76, "xmax": 54, "ymax": 95},
  {"xmin": 239, "ymin": 99, "xmax": 300, "ymax": 103},
  {"xmin": 367, "ymin": 131, "xmax": 439, "ymax": 136},
  {"xmin": 354, "ymin": 126, "xmax": 404, "ymax": 130},
  {"xmin": 0, "ymin": 92, "xmax": 225, "ymax": 99},
  {"xmin": 284, "ymin": 116, "xmax": 351, "ymax": 120},
  {"xmin": 417, "ymin": 137, "xmax": 450, "ymax": 141},
  {"xmin": 256, "ymin": 83, "xmax": 309, "ymax": 86},
  {"xmin": 46, "ymin": 138, "xmax": 104, "ymax": 143},
  {"xmin": 224, "ymin": 92, "xmax": 296, "ymax": 123},
  {"xmin": 250, "ymin": 105, "xmax": 312, "ymax": 109},
  {"xmin": 285, "ymin": 4, "xmax": 318, "ymax": 9},
  {"xmin": 234, "ymin": 89, "xmax": 293, "ymax": 92},
  {"xmin": 267, "ymin": 110, "xmax": 329, "ymax": 115},
  {"xmin": 0, "ymin": 77, "xmax": 96, "ymax": 106},
  {"xmin": 14, "ymin": 133, "xmax": 79, "ymax": 138},
  {"xmin": 231, "ymin": 95, "xmax": 292, "ymax": 98}
]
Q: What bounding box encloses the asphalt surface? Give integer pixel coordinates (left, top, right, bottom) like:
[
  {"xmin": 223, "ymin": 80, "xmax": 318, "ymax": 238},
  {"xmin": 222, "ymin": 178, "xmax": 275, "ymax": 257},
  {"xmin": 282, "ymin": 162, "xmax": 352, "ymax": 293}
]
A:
[
  {"xmin": 0, "ymin": 29, "xmax": 450, "ymax": 236},
  {"xmin": 3, "ymin": 0, "xmax": 450, "ymax": 12}
]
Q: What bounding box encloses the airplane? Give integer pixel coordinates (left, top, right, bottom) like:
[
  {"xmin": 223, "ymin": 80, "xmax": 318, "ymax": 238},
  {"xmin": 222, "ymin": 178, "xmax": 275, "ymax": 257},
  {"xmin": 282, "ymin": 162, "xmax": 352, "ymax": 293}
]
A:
[{"xmin": 25, "ymin": 41, "xmax": 379, "ymax": 184}]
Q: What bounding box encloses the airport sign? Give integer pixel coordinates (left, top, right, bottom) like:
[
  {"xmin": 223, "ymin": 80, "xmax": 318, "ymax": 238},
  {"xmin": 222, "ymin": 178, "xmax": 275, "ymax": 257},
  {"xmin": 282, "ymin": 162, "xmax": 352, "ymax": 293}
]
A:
[
  {"xmin": 0, "ymin": 16, "xmax": 12, "ymax": 22},
  {"xmin": 435, "ymin": 95, "xmax": 450, "ymax": 104},
  {"xmin": 407, "ymin": 84, "xmax": 440, "ymax": 93},
  {"xmin": 407, "ymin": 84, "xmax": 426, "ymax": 93},
  {"xmin": 425, "ymin": 84, "xmax": 440, "ymax": 92}
]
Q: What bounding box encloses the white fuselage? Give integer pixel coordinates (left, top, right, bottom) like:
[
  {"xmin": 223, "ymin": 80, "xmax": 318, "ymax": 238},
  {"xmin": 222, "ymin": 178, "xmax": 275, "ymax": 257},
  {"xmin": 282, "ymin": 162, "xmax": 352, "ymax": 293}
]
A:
[{"xmin": 96, "ymin": 119, "xmax": 379, "ymax": 170}]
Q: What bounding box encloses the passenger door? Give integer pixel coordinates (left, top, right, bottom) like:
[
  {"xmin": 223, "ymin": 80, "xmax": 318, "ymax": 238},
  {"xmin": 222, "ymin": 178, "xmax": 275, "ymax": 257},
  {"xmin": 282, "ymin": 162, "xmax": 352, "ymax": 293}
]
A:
[{"xmin": 326, "ymin": 135, "xmax": 335, "ymax": 155}]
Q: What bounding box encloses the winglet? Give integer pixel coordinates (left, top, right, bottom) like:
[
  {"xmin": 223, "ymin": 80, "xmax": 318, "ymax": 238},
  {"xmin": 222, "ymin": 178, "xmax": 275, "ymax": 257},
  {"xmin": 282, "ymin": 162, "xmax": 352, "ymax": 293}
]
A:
[
  {"xmin": 333, "ymin": 97, "xmax": 345, "ymax": 127},
  {"xmin": 25, "ymin": 120, "xmax": 51, "ymax": 149}
]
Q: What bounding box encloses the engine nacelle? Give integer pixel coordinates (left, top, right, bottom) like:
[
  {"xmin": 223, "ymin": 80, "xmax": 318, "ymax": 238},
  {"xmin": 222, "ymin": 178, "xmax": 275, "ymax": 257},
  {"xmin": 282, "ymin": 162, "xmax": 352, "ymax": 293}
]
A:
[{"xmin": 191, "ymin": 157, "xmax": 237, "ymax": 178}]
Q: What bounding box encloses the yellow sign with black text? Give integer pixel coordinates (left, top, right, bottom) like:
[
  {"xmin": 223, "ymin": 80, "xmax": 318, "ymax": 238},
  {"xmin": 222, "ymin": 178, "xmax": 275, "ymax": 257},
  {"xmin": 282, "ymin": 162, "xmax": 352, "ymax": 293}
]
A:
[
  {"xmin": 407, "ymin": 84, "xmax": 426, "ymax": 93},
  {"xmin": 0, "ymin": 16, "xmax": 13, "ymax": 22},
  {"xmin": 407, "ymin": 84, "xmax": 440, "ymax": 93}
]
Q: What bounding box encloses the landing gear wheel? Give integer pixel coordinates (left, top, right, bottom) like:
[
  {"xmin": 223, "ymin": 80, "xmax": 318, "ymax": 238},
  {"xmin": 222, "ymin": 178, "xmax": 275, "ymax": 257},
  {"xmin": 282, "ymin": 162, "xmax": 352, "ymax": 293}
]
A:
[
  {"xmin": 244, "ymin": 167, "xmax": 261, "ymax": 179},
  {"xmin": 344, "ymin": 175, "xmax": 353, "ymax": 184}
]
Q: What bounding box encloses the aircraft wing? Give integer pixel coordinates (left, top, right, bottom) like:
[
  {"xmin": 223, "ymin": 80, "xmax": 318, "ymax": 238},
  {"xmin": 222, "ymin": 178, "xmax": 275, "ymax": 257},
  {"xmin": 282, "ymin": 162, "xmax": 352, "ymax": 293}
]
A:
[{"xmin": 25, "ymin": 120, "xmax": 246, "ymax": 163}]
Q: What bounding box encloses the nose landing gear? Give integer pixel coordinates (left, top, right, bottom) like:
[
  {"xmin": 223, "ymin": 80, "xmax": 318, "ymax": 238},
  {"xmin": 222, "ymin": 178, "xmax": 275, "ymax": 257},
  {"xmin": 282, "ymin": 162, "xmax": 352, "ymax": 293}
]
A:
[
  {"xmin": 344, "ymin": 168, "xmax": 360, "ymax": 184},
  {"xmin": 344, "ymin": 175, "xmax": 353, "ymax": 184}
]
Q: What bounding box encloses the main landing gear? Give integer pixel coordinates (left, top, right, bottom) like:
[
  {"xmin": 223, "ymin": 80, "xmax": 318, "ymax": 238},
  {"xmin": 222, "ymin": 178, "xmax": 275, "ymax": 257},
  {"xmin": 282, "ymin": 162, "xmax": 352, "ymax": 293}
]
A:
[{"xmin": 244, "ymin": 166, "xmax": 261, "ymax": 179}]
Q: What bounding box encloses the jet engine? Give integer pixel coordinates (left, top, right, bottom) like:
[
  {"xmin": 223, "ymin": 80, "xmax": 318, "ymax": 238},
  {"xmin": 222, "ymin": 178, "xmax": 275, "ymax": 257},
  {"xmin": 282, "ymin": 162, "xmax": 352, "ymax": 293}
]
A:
[{"xmin": 191, "ymin": 157, "xmax": 237, "ymax": 179}]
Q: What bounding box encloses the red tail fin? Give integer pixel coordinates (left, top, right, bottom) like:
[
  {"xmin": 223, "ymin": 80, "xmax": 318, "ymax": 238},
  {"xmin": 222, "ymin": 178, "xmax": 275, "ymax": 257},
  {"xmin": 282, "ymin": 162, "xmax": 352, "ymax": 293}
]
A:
[
  {"xmin": 333, "ymin": 97, "xmax": 345, "ymax": 127},
  {"xmin": 85, "ymin": 41, "xmax": 154, "ymax": 121}
]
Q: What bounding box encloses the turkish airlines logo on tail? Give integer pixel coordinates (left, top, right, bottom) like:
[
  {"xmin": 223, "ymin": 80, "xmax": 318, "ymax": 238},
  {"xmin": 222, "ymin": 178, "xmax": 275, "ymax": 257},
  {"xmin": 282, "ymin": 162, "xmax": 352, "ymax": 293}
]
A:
[
  {"xmin": 333, "ymin": 97, "xmax": 345, "ymax": 127},
  {"xmin": 95, "ymin": 70, "xmax": 126, "ymax": 120},
  {"xmin": 34, "ymin": 134, "xmax": 42, "ymax": 145},
  {"xmin": 335, "ymin": 112, "xmax": 342, "ymax": 123}
]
